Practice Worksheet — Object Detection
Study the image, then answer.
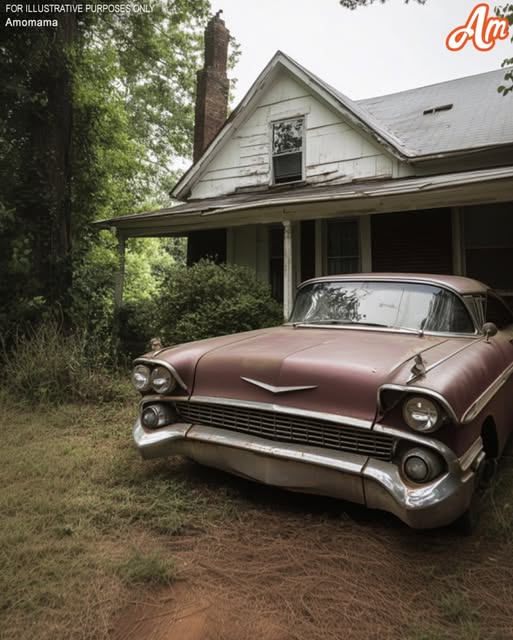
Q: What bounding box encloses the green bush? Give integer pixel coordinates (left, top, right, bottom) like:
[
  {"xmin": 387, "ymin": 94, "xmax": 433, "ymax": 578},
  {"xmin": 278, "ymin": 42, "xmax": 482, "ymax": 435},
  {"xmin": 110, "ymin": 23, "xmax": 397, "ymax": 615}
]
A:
[
  {"xmin": 116, "ymin": 298, "xmax": 161, "ymax": 359},
  {"xmin": 1, "ymin": 320, "xmax": 132, "ymax": 406},
  {"xmin": 158, "ymin": 260, "xmax": 283, "ymax": 345}
]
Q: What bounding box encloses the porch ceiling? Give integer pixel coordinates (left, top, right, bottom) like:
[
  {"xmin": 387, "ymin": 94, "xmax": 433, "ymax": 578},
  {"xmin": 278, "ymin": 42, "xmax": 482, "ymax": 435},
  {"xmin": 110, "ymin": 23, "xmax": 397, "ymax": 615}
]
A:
[{"xmin": 94, "ymin": 166, "xmax": 513, "ymax": 237}]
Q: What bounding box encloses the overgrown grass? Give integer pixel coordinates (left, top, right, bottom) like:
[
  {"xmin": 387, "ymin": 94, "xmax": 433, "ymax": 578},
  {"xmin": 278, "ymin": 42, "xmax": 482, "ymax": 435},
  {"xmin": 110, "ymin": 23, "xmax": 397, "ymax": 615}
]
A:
[
  {"xmin": 0, "ymin": 401, "xmax": 233, "ymax": 640},
  {"xmin": 0, "ymin": 320, "xmax": 133, "ymax": 406}
]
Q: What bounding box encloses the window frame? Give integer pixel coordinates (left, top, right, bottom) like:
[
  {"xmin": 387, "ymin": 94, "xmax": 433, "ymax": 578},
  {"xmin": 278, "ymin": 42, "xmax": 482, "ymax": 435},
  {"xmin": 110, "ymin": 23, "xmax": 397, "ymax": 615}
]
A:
[
  {"xmin": 269, "ymin": 116, "xmax": 306, "ymax": 186},
  {"xmin": 485, "ymin": 291, "xmax": 513, "ymax": 329},
  {"xmin": 324, "ymin": 217, "xmax": 361, "ymax": 276}
]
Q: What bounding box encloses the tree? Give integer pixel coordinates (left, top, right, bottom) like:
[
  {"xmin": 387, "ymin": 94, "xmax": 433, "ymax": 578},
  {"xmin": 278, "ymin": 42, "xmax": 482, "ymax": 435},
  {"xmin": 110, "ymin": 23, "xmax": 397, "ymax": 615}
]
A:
[
  {"xmin": 0, "ymin": 0, "xmax": 212, "ymax": 335},
  {"xmin": 338, "ymin": 0, "xmax": 425, "ymax": 7}
]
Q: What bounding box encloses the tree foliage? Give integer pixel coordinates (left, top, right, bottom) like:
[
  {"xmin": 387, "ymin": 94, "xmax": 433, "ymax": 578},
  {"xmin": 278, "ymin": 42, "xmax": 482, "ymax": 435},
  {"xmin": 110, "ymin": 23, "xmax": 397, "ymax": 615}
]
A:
[
  {"xmin": 0, "ymin": 0, "xmax": 212, "ymax": 338},
  {"xmin": 496, "ymin": 3, "xmax": 513, "ymax": 95},
  {"xmin": 338, "ymin": 0, "xmax": 425, "ymax": 8}
]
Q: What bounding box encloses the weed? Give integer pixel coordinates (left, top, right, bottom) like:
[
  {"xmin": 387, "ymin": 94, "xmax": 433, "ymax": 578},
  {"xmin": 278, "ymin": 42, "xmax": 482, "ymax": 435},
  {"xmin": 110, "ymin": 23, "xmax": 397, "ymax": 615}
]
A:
[
  {"xmin": 115, "ymin": 549, "xmax": 177, "ymax": 586},
  {"xmin": 0, "ymin": 319, "xmax": 134, "ymax": 406},
  {"xmin": 439, "ymin": 592, "xmax": 478, "ymax": 625}
]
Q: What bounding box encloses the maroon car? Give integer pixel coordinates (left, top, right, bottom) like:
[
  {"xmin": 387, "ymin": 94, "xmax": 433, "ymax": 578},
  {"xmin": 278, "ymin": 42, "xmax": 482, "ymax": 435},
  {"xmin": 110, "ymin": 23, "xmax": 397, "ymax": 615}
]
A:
[{"xmin": 131, "ymin": 274, "xmax": 513, "ymax": 529}]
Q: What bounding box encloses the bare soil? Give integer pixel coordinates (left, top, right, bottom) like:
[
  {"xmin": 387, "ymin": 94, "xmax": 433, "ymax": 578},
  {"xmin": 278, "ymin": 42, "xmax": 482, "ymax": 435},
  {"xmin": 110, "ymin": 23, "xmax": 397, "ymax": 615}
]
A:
[{"xmin": 112, "ymin": 460, "xmax": 513, "ymax": 640}]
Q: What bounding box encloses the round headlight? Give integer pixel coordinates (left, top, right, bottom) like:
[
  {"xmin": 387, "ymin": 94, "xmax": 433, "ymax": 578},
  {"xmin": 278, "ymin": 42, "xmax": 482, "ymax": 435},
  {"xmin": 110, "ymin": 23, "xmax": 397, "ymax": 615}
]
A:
[
  {"xmin": 150, "ymin": 366, "xmax": 176, "ymax": 395},
  {"xmin": 404, "ymin": 455, "xmax": 429, "ymax": 482},
  {"xmin": 402, "ymin": 447, "xmax": 444, "ymax": 484},
  {"xmin": 141, "ymin": 403, "xmax": 177, "ymax": 429},
  {"xmin": 402, "ymin": 396, "xmax": 441, "ymax": 433},
  {"xmin": 131, "ymin": 364, "xmax": 151, "ymax": 393}
]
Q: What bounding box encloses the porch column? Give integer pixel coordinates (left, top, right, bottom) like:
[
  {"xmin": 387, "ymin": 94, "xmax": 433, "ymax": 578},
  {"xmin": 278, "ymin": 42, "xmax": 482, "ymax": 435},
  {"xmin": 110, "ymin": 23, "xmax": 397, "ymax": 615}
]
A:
[
  {"xmin": 283, "ymin": 220, "xmax": 294, "ymax": 319},
  {"xmin": 114, "ymin": 230, "xmax": 126, "ymax": 314},
  {"xmin": 451, "ymin": 207, "xmax": 465, "ymax": 275}
]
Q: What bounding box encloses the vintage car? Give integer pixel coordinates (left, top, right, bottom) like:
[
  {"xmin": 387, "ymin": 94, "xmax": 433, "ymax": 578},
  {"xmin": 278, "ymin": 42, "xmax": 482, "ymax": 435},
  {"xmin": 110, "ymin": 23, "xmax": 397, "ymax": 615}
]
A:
[{"xmin": 131, "ymin": 274, "xmax": 513, "ymax": 529}]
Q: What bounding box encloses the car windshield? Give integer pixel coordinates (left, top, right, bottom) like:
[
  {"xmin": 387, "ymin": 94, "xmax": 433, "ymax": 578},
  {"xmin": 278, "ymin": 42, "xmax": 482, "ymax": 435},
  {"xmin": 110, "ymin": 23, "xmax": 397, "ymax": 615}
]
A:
[{"xmin": 290, "ymin": 281, "xmax": 475, "ymax": 334}]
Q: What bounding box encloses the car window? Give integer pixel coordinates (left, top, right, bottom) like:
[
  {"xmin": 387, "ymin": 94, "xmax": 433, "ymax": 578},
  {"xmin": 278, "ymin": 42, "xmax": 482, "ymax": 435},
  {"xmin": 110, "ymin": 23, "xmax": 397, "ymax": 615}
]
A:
[
  {"xmin": 291, "ymin": 281, "xmax": 475, "ymax": 334},
  {"xmin": 486, "ymin": 293, "xmax": 513, "ymax": 329}
]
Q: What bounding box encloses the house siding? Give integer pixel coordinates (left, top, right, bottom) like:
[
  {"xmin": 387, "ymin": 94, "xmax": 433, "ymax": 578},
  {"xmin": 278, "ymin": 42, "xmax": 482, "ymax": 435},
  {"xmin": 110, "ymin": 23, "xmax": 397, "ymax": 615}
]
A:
[{"xmin": 190, "ymin": 70, "xmax": 413, "ymax": 199}]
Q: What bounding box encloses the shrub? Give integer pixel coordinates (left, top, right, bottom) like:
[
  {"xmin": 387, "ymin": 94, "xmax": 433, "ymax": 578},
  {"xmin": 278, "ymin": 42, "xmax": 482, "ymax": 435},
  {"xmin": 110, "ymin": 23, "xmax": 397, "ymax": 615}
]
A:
[
  {"xmin": 1, "ymin": 320, "xmax": 132, "ymax": 406},
  {"xmin": 158, "ymin": 260, "xmax": 283, "ymax": 345},
  {"xmin": 116, "ymin": 298, "xmax": 162, "ymax": 360}
]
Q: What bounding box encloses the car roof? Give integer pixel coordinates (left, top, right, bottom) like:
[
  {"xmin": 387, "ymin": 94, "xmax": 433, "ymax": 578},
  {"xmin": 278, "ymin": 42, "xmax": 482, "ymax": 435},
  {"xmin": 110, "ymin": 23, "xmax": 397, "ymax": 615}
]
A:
[{"xmin": 299, "ymin": 273, "xmax": 488, "ymax": 295}]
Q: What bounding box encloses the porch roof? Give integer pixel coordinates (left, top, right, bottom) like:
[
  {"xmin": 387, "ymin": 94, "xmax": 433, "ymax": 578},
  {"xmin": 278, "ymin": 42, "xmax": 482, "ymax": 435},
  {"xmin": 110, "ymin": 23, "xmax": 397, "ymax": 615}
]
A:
[{"xmin": 95, "ymin": 165, "xmax": 513, "ymax": 237}]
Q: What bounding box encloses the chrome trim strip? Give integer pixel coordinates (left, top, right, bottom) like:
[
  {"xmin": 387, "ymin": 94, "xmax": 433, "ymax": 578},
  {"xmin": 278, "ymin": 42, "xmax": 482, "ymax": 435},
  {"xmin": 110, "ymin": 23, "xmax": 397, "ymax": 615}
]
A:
[
  {"xmin": 377, "ymin": 384, "xmax": 459, "ymax": 424},
  {"xmin": 373, "ymin": 423, "xmax": 459, "ymax": 468},
  {"xmin": 134, "ymin": 357, "xmax": 188, "ymax": 392},
  {"xmin": 412, "ymin": 338, "xmax": 485, "ymax": 382},
  {"xmin": 188, "ymin": 395, "xmax": 373, "ymax": 430},
  {"xmin": 296, "ymin": 275, "xmax": 485, "ymax": 297},
  {"xmin": 139, "ymin": 395, "xmax": 190, "ymax": 410},
  {"xmin": 461, "ymin": 361, "xmax": 513, "ymax": 423},
  {"xmin": 458, "ymin": 437, "xmax": 484, "ymax": 473},
  {"xmin": 241, "ymin": 376, "xmax": 317, "ymax": 394},
  {"xmin": 186, "ymin": 424, "xmax": 367, "ymax": 474}
]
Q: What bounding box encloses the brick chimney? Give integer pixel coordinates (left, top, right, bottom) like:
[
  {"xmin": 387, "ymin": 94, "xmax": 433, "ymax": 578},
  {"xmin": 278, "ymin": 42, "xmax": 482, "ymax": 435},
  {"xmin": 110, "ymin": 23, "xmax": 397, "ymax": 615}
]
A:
[{"xmin": 193, "ymin": 11, "xmax": 230, "ymax": 163}]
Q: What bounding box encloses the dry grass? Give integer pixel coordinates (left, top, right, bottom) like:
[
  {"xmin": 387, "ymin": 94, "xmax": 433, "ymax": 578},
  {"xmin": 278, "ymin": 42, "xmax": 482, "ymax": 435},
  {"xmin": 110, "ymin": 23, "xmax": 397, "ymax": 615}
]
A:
[
  {"xmin": 0, "ymin": 400, "xmax": 231, "ymax": 640},
  {"xmin": 1, "ymin": 396, "xmax": 513, "ymax": 640}
]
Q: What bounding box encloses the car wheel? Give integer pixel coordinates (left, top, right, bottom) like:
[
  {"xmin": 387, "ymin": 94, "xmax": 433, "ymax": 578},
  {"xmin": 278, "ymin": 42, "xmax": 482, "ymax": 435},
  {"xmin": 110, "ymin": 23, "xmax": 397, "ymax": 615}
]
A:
[
  {"xmin": 455, "ymin": 502, "xmax": 479, "ymax": 536},
  {"xmin": 454, "ymin": 456, "xmax": 498, "ymax": 535}
]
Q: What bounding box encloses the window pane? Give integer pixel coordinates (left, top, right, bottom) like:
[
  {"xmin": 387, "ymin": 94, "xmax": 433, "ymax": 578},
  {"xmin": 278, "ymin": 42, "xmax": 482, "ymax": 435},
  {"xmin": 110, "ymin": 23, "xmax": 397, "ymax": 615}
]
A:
[
  {"xmin": 273, "ymin": 153, "xmax": 302, "ymax": 184},
  {"xmin": 290, "ymin": 281, "xmax": 474, "ymax": 333},
  {"xmin": 272, "ymin": 119, "xmax": 303, "ymax": 155},
  {"xmin": 327, "ymin": 220, "xmax": 359, "ymax": 274},
  {"xmin": 464, "ymin": 204, "xmax": 513, "ymax": 296},
  {"xmin": 486, "ymin": 294, "xmax": 513, "ymax": 328},
  {"xmin": 269, "ymin": 226, "xmax": 284, "ymax": 302}
]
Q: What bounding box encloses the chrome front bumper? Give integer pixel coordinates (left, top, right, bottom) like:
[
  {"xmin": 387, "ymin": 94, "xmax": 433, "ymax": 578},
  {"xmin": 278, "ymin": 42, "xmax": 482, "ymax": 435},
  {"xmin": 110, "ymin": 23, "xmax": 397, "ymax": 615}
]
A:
[{"xmin": 133, "ymin": 419, "xmax": 484, "ymax": 529}]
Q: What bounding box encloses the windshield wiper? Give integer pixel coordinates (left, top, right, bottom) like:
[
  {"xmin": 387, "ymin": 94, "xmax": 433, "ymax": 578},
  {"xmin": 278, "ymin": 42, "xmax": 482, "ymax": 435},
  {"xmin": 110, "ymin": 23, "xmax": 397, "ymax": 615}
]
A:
[
  {"xmin": 292, "ymin": 320, "xmax": 389, "ymax": 327},
  {"xmin": 291, "ymin": 320, "xmax": 424, "ymax": 336}
]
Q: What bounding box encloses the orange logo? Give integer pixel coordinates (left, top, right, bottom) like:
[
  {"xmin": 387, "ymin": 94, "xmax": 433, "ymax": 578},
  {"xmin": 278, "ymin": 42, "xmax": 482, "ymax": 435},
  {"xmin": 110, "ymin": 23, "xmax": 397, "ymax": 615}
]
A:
[{"xmin": 446, "ymin": 3, "xmax": 510, "ymax": 51}]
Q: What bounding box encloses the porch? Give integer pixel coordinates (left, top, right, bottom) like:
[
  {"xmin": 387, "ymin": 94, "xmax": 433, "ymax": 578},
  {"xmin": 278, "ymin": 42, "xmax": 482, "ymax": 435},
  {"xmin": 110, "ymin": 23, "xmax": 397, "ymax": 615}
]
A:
[{"xmin": 96, "ymin": 166, "xmax": 513, "ymax": 317}]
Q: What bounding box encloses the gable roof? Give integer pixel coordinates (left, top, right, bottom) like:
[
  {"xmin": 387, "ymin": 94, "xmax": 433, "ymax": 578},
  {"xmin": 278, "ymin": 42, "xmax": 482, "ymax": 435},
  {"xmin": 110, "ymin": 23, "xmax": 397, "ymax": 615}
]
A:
[
  {"xmin": 173, "ymin": 53, "xmax": 513, "ymax": 201},
  {"xmin": 172, "ymin": 51, "xmax": 414, "ymax": 200},
  {"xmin": 358, "ymin": 68, "xmax": 513, "ymax": 157}
]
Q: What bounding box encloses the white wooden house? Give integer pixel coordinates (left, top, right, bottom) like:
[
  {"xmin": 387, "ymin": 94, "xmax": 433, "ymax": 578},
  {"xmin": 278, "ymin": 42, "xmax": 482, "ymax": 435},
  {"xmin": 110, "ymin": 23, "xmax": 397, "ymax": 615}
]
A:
[{"xmin": 98, "ymin": 14, "xmax": 513, "ymax": 316}]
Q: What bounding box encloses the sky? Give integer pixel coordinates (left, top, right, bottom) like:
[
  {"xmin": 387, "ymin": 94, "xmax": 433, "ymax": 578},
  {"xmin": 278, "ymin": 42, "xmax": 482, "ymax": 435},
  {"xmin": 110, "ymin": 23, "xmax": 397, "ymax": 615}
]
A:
[{"xmin": 214, "ymin": 0, "xmax": 512, "ymax": 103}]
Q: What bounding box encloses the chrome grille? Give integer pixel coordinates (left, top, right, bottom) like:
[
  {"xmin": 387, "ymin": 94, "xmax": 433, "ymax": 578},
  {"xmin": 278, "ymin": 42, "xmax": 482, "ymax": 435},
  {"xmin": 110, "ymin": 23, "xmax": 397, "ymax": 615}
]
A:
[{"xmin": 175, "ymin": 401, "xmax": 394, "ymax": 461}]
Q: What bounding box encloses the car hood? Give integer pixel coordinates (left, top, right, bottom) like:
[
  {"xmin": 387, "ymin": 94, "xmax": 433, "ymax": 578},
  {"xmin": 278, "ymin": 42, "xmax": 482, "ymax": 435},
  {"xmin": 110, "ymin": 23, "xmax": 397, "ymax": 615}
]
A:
[{"xmin": 154, "ymin": 326, "xmax": 477, "ymax": 423}]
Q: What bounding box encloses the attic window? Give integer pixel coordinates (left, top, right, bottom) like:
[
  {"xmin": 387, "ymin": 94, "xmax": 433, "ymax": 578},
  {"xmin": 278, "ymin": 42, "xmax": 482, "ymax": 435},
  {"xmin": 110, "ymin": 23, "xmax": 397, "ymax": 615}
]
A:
[
  {"xmin": 272, "ymin": 118, "xmax": 304, "ymax": 184},
  {"xmin": 423, "ymin": 103, "xmax": 453, "ymax": 115}
]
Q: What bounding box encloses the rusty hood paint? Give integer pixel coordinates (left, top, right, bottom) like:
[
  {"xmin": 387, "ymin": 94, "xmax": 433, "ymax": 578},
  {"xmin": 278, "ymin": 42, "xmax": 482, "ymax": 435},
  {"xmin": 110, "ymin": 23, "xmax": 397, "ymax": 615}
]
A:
[{"xmin": 153, "ymin": 326, "xmax": 479, "ymax": 423}]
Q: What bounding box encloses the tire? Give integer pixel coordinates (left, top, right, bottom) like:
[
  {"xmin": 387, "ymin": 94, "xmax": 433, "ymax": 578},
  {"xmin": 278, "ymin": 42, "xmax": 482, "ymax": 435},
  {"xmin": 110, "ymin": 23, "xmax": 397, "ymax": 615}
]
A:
[{"xmin": 454, "ymin": 457, "xmax": 498, "ymax": 535}]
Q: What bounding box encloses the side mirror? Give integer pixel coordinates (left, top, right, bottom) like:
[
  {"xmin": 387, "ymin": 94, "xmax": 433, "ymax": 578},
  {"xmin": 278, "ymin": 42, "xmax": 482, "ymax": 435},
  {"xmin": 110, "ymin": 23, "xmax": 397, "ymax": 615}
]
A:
[{"xmin": 483, "ymin": 322, "xmax": 498, "ymax": 342}]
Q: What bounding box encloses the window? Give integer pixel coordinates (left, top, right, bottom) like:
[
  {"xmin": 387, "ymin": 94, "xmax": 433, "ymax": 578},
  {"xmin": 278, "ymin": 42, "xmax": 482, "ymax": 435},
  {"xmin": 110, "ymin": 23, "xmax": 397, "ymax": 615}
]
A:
[
  {"xmin": 327, "ymin": 220, "xmax": 359, "ymax": 274},
  {"xmin": 290, "ymin": 281, "xmax": 475, "ymax": 334},
  {"xmin": 272, "ymin": 118, "xmax": 303, "ymax": 184},
  {"xmin": 486, "ymin": 293, "xmax": 513, "ymax": 329},
  {"xmin": 269, "ymin": 226, "xmax": 284, "ymax": 302},
  {"xmin": 464, "ymin": 204, "xmax": 513, "ymax": 306}
]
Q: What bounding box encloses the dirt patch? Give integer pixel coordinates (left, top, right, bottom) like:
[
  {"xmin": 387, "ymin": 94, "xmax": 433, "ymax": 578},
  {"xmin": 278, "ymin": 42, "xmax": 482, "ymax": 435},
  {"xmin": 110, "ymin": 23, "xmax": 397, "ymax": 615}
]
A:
[
  {"xmin": 113, "ymin": 583, "xmax": 210, "ymax": 640},
  {"xmin": 111, "ymin": 465, "xmax": 513, "ymax": 640}
]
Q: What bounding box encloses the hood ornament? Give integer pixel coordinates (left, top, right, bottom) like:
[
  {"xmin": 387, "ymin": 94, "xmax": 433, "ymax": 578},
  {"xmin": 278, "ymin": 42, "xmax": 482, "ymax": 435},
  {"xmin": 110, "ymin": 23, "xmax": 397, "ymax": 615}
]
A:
[
  {"xmin": 408, "ymin": 353, "xmax": 426, "ymax": 383},
  {"xmin": 241, "ymin": 377, "xmax": 318, "ymax": 394}
]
